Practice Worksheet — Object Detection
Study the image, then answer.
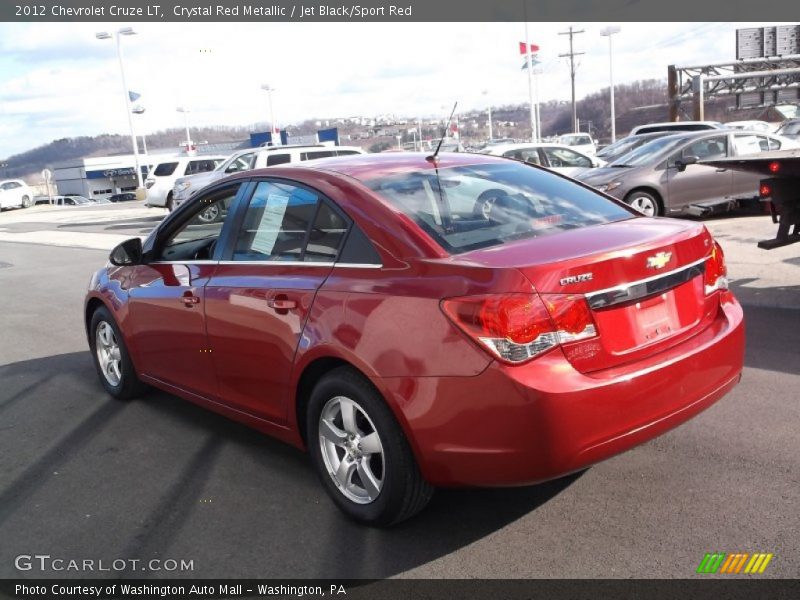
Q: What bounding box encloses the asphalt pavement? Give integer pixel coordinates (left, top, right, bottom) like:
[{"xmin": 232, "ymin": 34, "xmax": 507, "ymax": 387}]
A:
[{"xmin": 0, "ymin": 205, "xmax": 797, "ymax": 579}]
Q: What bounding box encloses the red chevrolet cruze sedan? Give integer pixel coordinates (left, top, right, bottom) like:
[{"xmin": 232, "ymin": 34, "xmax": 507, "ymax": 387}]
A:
[{"xmin": 85, "ymin": 153, "xmax": 744, "ymax": 525}]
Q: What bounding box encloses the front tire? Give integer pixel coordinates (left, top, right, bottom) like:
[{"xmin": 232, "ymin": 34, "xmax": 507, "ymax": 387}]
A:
[
  {"xmin": 307, "ymin": 367, "xmax": 433, "ymax": 526},
  {"xmin": 624, "ymin": 190, "xmax": 662, "ymax": 217},
  {"xmin": 89, "ymin": 306, "xmax": 148, "ymax": 400},
  {"xmin": 166, "ymin": 192, "xmax": 174, "ymax": 211}
]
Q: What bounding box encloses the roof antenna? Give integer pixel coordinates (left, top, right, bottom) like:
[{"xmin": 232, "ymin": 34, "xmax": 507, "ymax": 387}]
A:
[{"xmin": 426, "ymin": 101, "xmax": 458, "ymax": 165}]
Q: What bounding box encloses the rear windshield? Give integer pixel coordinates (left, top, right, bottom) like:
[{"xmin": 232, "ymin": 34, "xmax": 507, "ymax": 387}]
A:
[{"xmin": 366, "ymin": 162, "xmax": 633, "ymax": 254}]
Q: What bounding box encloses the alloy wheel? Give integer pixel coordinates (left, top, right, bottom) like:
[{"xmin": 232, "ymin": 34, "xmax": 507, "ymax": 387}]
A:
[
  {"xmin": 318, "ymin": 395, "xmax": 385, "ymax": 504},
  {"xmin": 629, "ymin": 195, "xmax": 658, "ymax": 217},
  {"xmin": 95, "ymin": 321, "xmax": 122, "ymax": 386}
]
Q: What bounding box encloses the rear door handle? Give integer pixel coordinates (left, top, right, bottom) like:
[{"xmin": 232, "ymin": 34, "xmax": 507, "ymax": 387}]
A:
[
  {"xmin": 267, "ymin": 295, "xmax": 297, "ymax": 313},
  {"xmin": 716, "ymin": 168, "xmax": 728, "ymax": 172},
  {"xmin": 181, "ymin": 291, "xmax": 200, "ymax": 307}
]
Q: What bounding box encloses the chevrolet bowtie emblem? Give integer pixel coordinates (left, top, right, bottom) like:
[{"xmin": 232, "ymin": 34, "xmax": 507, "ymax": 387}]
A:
[{"xmin": 646, "ymin": 251, "xmax": 672, "ymax": 269}]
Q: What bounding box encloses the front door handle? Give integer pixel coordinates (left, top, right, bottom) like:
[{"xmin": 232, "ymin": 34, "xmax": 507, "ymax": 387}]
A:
[
  {"xmin": 715, "ymin": 168, "xmax": 728, "ymax": 172},
  {"xmin": 267, "ymin": 295, "xmax": 296, "ymax": 314}
]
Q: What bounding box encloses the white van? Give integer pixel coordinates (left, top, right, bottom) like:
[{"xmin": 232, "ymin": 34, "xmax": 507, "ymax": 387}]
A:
[
  {"xmin": 171, "ymin": 145, "xmax": 365, "ymax": 210},
  {"xmin": 144, "ymin": 155, "xmax": 226, "ymax": 209}
]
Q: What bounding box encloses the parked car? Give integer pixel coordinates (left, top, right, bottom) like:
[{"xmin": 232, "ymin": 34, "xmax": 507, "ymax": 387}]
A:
[
  {"xmin": 85, "ymin": 152, "xmax": 744, "ymax": 525},
  {"xmin": 629, "ymin": 121, "xmax": 724, "ymax": 136},
  {"xmin": 109, "ymin": 192, "xmax": 138, "ymax": 202},
  {"xmin": 171, "ymin": 145, "xmax": 366, "ymax": 211},
  {"xmin": 55, "ymin": 195, "xmax": 93, "ymax": 206},
  {"xmin": 576, "ymin": 130, "xmax": 798, "ymax": 216},
  {"xmin": 145, "ymin": 155, "xmax": 226, "ymax": 209},
  {"xmin": 725, "ymin": 120, "xmax": 774, "ymax": 133},
  {"xmin": 775, "ymin": 118, "xmax": 800, "ymax": 141},
  {"xmin": 0, "ymin": 179, "xmax": 33, "ymax": 211},
  {"xmin": 595, "ymin": 132, "xmax": 671, "ymax": 162},
  {"xmin": 557, "ymin": 133, "xmax": 597, "ymax": 155},
  {"xmin": 481, "ymin": 142, "xmax": 605, "ymax": 177}
]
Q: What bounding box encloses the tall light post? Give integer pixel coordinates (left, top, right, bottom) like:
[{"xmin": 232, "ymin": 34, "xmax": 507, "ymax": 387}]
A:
[
  {"xmin": 482, "ymin": 89, "xmax": 493, "ymax": 142},
  {"xmin": 131, "ymin": 105, "xmax": 148, "ymax": 155},
  {"xmin": 260, "ymin": 84, "xmax": 278, "ymax": 143},
  {"xmin": 96, "ymin": 27, "xmax": 144, "ymax": 191},
  {"xmin": 176, "ymin": 106, "xmax": 193, "ymax": 152},
  {"xmin": 600, "ymin": 26, "xmax": 621, "ymax": 143}
]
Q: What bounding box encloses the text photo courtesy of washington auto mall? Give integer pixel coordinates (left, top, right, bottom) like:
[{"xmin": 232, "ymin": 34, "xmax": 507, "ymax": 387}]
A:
[{"xmin": 0, "ymin": 1, "xmax": 798, "ymax": 599}]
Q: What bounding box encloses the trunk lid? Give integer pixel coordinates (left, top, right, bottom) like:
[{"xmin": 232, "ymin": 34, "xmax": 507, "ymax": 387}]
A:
[{"xmin": 458, "ymin": 218, "xmax": 720, "ymax": 373}]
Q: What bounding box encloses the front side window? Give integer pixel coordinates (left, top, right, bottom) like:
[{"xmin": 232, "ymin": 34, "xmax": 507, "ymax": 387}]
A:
[
  {"xmin": 158, "ymin": 184, "xmax": 241, "ymax": 261},
  {"xmin": 502, "ymin": 148, "xmax": 542, "ymax": 165},
  {"xmin": 153, "ymin": 162, "xmax": 178, "ymax": 177},
  {"xmin": 185, "ymin": 160, "xmax": 220, "ymax": 175},
  {"xmin": 543, "ymin": 147, "xmax": 591, "ymax": 168},
  {"xmin": 681, "ymin": 136, "xmax": 728, "ymax": 160},
  {"xmin": 225, "ymin": 153, "xmax": 256, "ymax": 173},
  {"xmin": 367, "ymin": 162, "xmax": 632, "ymax": 254},
  {"xmin": 232, "ymin": 181, "xmax": 336, "ymax": 262}
]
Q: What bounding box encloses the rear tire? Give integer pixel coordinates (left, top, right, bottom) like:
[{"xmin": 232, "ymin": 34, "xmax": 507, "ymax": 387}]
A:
[
  {"xmin": 21, "ymin": 195, "xmax": 32, "ymax": 208},
  {"xmin": 307, "ymin": 367, "xmax": 433, "ymax": 526},
  {"xmin": 624, "ymin": 190, "xmax": 662, "ymax": 217},
  {"xmin": 88, "ymin": 306, "xmax": 148, "ymax": 400}
]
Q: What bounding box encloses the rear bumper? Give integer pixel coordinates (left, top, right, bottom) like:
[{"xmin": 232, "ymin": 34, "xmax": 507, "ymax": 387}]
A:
[{"xmin": 379, "ymin": 292, "xmax": 745, "ymax": 487}]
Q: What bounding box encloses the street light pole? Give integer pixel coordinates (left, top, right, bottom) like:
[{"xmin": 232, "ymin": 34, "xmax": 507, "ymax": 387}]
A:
[
  {"xmin": 96, "ymin": 28, "xmax": 144, "ymax": 191},
  {"xmin": 483, "ymin": 90, "xmax": 493, "ymax": 142},
  {"xmin": 261, "ymin": 84, "xmax": 277, "ymax": 143},
  {"xmin": 600, "ymin": 26, "xmax": 621, "ymax": 143},
  {"xmin": 176, "ymin": 107, "xmax": 192, "ymax": 151}
]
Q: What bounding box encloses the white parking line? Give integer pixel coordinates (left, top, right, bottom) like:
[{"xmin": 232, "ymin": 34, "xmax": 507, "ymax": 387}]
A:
[{"xmin": 0, "ymin": 230, "xmax": 140, "ymax": 251}]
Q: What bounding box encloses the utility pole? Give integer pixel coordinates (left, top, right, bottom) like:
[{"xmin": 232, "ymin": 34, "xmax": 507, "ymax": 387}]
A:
[{"xmin": 558, "ymin": 26, "xmax": 585, "ymax": 133}]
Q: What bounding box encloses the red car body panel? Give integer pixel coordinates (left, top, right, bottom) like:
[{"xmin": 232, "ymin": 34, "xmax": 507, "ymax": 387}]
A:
[{"xmin": 85, "ymin": 153, "xmax": 745, "ymax": 488}]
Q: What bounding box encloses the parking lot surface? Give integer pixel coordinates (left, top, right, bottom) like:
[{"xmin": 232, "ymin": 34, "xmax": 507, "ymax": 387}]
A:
[{"xmin": 0, "ymin": 204, "xmax": 797, "ymax": 578}]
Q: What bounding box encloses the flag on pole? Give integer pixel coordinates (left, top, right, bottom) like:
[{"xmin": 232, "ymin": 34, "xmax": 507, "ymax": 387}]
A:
[
  {"xmin": 521, "ymin": 56, "xmax": 542, "ymax": 70},
  {"xmin": 128, "ymin": 90, "xmax": 141, "ymax": 102},
  {"xmin": 519, "ymin": 42, "xmax": 540, "ymax": 54}
]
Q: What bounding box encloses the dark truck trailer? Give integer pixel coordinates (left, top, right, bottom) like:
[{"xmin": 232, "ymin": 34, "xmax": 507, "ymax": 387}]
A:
[{"xmin": 702, "ymin": 149, "xmax": 800, "ymax": 249}]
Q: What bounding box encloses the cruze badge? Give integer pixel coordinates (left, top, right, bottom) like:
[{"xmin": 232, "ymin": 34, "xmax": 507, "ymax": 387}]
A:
[
  {"xmin": 560, "ymin": 273, "xmax": 593, "ymax": 286},
  {"xmin": 647, "ymin": 251, "xmax": 672, "ymax": 270}
]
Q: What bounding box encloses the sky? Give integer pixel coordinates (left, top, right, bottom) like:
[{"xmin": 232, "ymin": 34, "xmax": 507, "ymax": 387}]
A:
[{"xmin": 0, "ymin": 21, "xmax": 784, "ymax": 157}]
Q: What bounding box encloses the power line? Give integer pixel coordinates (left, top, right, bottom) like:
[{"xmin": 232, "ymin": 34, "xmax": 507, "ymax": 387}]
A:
[{"xmin": 559, "ymin": 26, "xmax": 585, "ymax": 132}]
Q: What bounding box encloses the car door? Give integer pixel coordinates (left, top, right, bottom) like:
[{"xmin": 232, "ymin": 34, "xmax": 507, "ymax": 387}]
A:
[
  {"xmin": 125, "ymin": 182, "xmax": 246, "ymax": 399},
  {"xmin": 665, "ymin": 135, "xmax": 733, "ymax": 211},
  {"xmin": 203, "ymin": 179, "xmax": 348, "ymax": 422}
]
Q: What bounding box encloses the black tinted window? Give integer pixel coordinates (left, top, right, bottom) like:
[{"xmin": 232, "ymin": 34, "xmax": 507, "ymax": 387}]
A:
[
  {"xmin": 367, "ymin": 162, "xmax": 632, "ymax": 254},
  {"xmin": 301, "ymin": 151, "xmax": 336, "ymax": 160},
  {"xmin": 304, "ymin": 201, "xmax": 348, "ymax": 262},
  {"xmin": 153, "ymin": 162, "xmax": 178, "ymax": 176},
  {"xmin": 266, "ymin": 154, "xmax": 291, "ymax": 166},
  {"xmin": 339, "ymin": 224, "xmax": 382, "ymax": 265}
]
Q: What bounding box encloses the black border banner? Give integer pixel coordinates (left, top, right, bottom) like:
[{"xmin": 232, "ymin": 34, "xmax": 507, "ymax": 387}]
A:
[
  {"xmin": 2, "ymin": 0, "xmax": 800, "ymax": 22},
  {"xmin": 2, "ymin": 579, "xmax": 800, "ymax": 600}
]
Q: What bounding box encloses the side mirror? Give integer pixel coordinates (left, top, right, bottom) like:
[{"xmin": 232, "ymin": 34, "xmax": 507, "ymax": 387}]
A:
[
  {"xmin": 675, "ymin": 155, "xmax": 699, "ymax": 172},
  {"xmin": 109, "ymin": 238, "xmax": 143, "ymax": 266}
]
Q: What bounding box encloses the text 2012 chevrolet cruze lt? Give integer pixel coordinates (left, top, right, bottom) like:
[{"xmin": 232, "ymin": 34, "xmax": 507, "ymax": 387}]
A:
[{"xmin": 85, "ymin": 153, "xmax": 744, "ymax": 525}]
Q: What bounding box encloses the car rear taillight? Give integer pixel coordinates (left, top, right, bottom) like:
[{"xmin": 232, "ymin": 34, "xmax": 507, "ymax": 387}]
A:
[
  {"xmin": 441, "ymin": 293, "xmax": 597, "ymax": 364},
  {"xmin": 760, "ymin": 183, "xmax": 772, "ymax": 198},
  {"xmin": 704, "ymin": 241, "xmax": 728, "ymax": 295}
]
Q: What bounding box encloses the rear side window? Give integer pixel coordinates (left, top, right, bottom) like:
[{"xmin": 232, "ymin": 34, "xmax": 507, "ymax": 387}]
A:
[
  {"xmin": 304, "ymin": 201, "xmax": 348, "ymax": 262},
  {"xmin": 266, "ymin": 154, "xmax": 291, "ymax": 166},
  {"xmin": 153, "ymin": 162, "xmax": 178, "ymax": 176},
  {"xmin": 339, "ymin": 224, "xmax": 382, "ymax": 265},
  {"xmin": 301, "ymin": 151, "xmax": 336, "ymax": 160},
  {"xmin": 366, "ymin": 162, "xmax": 632, "ymax": 254},
  {"xmin": 336, "ymin": 150, "xmax": 361, "ymax": 156}
]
